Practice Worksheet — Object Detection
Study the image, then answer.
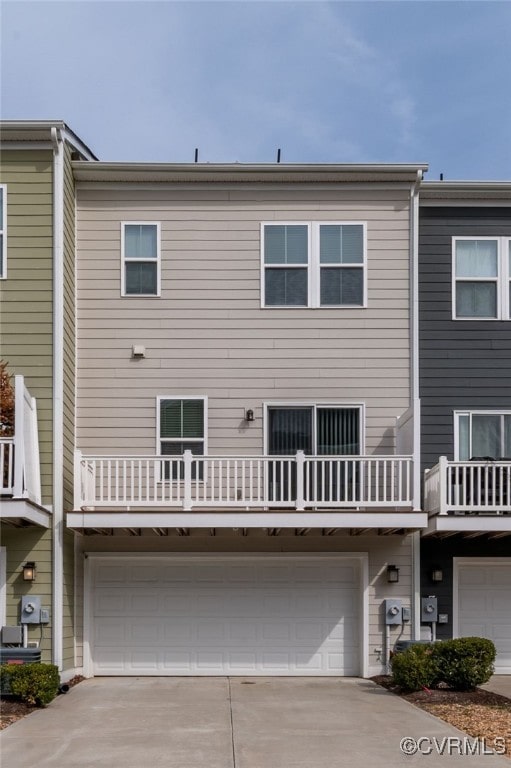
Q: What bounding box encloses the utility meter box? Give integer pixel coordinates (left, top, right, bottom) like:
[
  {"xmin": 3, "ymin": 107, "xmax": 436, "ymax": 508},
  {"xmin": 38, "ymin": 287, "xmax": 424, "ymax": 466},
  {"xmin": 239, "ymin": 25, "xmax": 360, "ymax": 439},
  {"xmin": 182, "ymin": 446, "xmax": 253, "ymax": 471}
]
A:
[
  {"xmin": 421, "ymin": 596, "xmax": 438, "ymax": 623},
  {"xmin": 20, "ymin": 596, "xmax": 41, "ymax": 624},
  {"xmin": 384, "ymin": 598, "xmax": 402, "ymax": 625}
]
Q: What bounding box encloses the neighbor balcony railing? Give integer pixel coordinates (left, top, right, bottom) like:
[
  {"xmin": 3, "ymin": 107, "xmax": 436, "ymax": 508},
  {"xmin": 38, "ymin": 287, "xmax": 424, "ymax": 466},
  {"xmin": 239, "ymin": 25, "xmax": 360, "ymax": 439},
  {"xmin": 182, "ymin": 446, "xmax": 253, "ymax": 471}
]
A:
[
  {"xmin": 424, "ymin": 456, "xmax": 511, "ymax": 515},
  {"xmin": 0, "ymin": 375, "xmax": 41, "ymax": 504},
  {"xmin": 74, "ymin": 450, "xmax": 414, "ymax": 511}
]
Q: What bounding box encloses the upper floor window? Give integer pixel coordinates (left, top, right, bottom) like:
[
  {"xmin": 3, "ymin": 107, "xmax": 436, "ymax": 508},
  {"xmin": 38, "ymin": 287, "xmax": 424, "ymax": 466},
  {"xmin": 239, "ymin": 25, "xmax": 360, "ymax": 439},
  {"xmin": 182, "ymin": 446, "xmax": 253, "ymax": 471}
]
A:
[
  {"xmin": 0, "ymin": 185, "xmax": 6, "ymax": 279},
  {"xmin": 158, "ymin": 397, "xmax": 206, "ymax": 479},
  {"xmin": 121, "ymin": 222, "xmax": 160, "ymax": 296},
  {"xmin": 456, "ymin": 411, "xmax": 511, "ymax": 460},
  {"xmin": 262, "ymin": 223, "xmax": 366, "ymax": 308},
  {"xmin": 453, "ymin": 237, "xmax": 511, "ymax": 319},
  {"xmin": 267, "ymin": 404, "xmax": 363, "ymax": 455}
]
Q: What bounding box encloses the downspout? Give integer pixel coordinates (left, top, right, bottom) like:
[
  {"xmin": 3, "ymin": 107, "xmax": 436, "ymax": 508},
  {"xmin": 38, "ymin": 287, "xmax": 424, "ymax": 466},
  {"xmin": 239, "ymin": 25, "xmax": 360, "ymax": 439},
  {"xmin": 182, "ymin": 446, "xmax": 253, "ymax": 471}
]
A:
[
  {"xmin": 51, "ymin": 126, "xmax": 64, "ymax": 670},
  {"xmin": 410, "ymin": 169, "xmax": 422, "ymax": 641}
]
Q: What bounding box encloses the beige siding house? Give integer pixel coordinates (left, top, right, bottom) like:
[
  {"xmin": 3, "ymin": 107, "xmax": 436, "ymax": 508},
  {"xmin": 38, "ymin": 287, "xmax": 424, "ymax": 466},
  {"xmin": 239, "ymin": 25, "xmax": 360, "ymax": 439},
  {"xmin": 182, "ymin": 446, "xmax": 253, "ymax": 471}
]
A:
[
  {"xmin": 69, "ymin": 163, "xmax": 427, "ymax": 677},
  {"xmin": 0, "ymin": 122, "xmax": 95, "ymax": 674}
]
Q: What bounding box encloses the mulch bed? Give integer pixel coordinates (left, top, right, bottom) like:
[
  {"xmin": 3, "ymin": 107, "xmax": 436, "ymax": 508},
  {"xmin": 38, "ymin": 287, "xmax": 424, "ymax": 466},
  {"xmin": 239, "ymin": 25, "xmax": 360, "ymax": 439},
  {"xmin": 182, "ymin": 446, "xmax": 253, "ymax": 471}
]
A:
[
  {"xmin": 372, "ymin": 676, "xmax": 511, "ymax": 758},
  {"xmin": 0, "ymin": 675, "xmax": 85, "ymax": 730}
]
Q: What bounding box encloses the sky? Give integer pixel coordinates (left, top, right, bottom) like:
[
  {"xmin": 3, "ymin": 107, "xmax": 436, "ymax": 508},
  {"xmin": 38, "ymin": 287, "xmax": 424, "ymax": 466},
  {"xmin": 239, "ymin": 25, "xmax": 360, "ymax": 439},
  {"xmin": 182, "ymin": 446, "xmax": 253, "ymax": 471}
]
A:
[{"xmin": 1, "ymin": 0, "xmax": 511, "ymax": 179}]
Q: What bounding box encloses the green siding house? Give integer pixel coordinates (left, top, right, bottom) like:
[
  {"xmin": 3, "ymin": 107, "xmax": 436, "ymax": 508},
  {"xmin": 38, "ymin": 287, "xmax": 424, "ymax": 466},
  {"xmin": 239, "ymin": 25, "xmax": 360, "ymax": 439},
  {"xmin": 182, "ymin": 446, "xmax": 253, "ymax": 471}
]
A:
[{"xmin": 0, "ymin": 122, "xmax": 96, "ymax": 675}]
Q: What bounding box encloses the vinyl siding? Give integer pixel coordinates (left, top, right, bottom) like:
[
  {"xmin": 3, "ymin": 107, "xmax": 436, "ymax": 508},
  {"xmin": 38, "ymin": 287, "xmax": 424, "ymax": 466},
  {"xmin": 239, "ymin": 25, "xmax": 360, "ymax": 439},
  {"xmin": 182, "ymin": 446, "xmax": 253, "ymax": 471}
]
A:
[
  {"xmin": 420, "ymin": 536, "xmax": 511, "ymax": 641},
  {"xmin": 2, "ymin": 527, "xmax": 53, "ymax": 662},
  {"xmin": 419, "ymin": 206, "xmax": 511, "ymax": 471},
  {"xmin": 0, "ymin": 150, "xmax": 54, "ymax": 504},
  {"xmin": 76, "ymin": 185, "xmax": 412, "ymax": 459},
  {"xmin": 73, "ymin": 531, "xmax": 413, "ymax": 674},
  {"xmin": 62, "ymin": 145, "xmax": 77, "ymax": 671}
]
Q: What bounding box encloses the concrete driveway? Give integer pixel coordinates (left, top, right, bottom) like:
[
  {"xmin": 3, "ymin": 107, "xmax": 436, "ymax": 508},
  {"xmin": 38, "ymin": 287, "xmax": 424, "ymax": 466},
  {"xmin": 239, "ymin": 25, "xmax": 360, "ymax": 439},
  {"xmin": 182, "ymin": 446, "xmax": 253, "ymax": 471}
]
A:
[{"xmin": 1, "ymin": 677, "xmax": 509, "ymax": 767}]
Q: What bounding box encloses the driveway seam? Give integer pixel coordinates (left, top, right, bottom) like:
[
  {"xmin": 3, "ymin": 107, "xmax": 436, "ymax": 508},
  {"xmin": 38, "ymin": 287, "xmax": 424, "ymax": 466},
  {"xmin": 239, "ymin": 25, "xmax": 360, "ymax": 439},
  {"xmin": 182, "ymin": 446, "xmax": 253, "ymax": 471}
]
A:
[{"xmin": 227, "ymin": 677, "xmax": 237, "ymax": 768}]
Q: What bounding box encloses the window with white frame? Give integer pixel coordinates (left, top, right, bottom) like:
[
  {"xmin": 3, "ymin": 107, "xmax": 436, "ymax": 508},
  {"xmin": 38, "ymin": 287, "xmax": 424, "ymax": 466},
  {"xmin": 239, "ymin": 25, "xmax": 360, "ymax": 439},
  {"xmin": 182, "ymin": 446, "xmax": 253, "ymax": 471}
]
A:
[
  {"xmin": 0, "ymin": 186, "xmax": 6, "ymax": 279},
  {"xmin": 455, "ymin": 411, "xmax": 511, "ymax": 460},
  {"xmin": 453, "ymin": 237, "xmax": 511, "ymax": 319},
  {"xmin": 158, "ymin": 397, "xmax": 206, "ymax": 479},
  {"xmin": 262, "ymin": 223, "xmax": 366, "ymax": 308},
  {"xmin": 122, "ymin": 222, "xmax": 160, "ymax": 296}
]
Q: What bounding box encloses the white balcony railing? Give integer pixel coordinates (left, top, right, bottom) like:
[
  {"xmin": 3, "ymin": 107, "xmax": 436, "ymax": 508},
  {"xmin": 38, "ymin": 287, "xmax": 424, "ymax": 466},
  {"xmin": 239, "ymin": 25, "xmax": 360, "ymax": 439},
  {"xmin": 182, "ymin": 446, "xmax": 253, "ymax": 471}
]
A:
[
  {"xmin": 424, "ymin": 456, "xmax": 511, "ymax": 515},
  {"xmin": 74, "ymin": 450, "xmax": 414, "ymax": 512},
  {"xmin": 0, "ymin": 376, "xmax": 41, "ymax": 504}
]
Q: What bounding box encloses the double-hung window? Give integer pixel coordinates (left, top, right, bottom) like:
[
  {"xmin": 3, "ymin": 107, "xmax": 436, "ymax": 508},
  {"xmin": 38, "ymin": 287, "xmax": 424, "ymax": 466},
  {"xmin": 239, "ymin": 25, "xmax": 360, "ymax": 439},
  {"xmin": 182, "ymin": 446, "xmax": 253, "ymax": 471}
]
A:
[
  {"xmin": 0, "ymin": 185, "xmax": 6, "ymax": 279},
  {"xmin": 453, "ymin": 237, "xmax": 511, "ymax": 319},
  {"xmin": 122, "ymin": 222, "xmax": 160, "ymax": 296},
  {"xmin": 455, "ymin": 411, "xmax": 511, "ymax": 460},
  {"xmin": 262, "ymin": 222, "xmax": 366, "ymax": 308},
  {"xmin": 158, "ymin": 397, "xmax": 206, "ymax": 478}
]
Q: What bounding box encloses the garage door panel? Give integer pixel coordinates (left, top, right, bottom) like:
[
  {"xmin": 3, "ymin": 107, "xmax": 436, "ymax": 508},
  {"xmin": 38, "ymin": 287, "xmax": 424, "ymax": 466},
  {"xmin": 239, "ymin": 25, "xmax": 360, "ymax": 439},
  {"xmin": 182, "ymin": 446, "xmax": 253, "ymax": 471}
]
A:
[
  {"xmin": 457, "ymin": 562, "xmax": 511, "ymax": 674},
  {"xmin": 91, "ymin": 556, "xmax": 361, "ymax": 676}
]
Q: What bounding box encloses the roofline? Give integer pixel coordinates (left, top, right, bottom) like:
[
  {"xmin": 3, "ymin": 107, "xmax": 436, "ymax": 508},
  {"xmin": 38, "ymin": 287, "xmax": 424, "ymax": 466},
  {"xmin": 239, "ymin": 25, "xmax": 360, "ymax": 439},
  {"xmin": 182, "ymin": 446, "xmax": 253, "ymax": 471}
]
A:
[
  {"xmin": 72, "ymin": 161, "xmax": 428, "ymax": 184},
  {"xmin": 420, "ymin": 180, "xmax": 511, "ymax": 204},
  {"xmin": 0, "ymin": 120, "xmax": 98, "ymax": 160}
]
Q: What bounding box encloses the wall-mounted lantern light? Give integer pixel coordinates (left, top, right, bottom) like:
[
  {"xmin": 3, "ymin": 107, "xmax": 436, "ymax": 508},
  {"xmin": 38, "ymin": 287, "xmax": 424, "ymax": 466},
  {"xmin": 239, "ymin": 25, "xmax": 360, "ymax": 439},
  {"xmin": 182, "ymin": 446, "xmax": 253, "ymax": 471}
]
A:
[
  {"xmin": 431, "ymin": 568, "xmax": 443, "ymax": 583},
  {"xmin": 245, "ymin": 409, "xmax": 255, "ymax": 422},
  {"xmin": 386, "ymin": 564, "xmax": 400, "ymax": 584},
  {"xmin": 22, "ymin": 562, "xmax": 36, "ymax": 582}
]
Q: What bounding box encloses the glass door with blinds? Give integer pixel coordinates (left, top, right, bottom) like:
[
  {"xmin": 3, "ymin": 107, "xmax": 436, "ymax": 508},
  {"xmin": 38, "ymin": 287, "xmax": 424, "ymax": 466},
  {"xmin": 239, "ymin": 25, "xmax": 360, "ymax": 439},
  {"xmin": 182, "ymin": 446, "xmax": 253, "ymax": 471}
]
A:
[{"xmin": 267, "ymin": 405, "xmax": 362, "ymax": 503}]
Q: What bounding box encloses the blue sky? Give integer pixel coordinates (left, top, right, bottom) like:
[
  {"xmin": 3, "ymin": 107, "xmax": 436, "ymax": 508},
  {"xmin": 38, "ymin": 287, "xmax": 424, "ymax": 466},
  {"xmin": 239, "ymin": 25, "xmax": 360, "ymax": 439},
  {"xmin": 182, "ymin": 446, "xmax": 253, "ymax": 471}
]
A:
[{"xmin": 2, "ymin": 1, "xmax": 510, "ymax": 179}]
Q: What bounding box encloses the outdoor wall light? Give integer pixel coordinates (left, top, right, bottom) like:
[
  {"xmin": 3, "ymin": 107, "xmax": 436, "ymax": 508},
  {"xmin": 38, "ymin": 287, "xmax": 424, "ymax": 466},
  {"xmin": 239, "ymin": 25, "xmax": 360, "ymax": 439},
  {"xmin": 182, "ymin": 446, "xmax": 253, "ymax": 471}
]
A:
[
  {"xmin": 245, "ymin": 409, "xmax": 255, "ymax": 422},
  {"xmin": 386, "ymin": 564, "xmax": 400, "ymax": 584},
  {"xmin": 431, "ymin": 568, "xmax": 443, "ymax": 583},
  {"xmin": 22, "ymin": 562, "xmax": 36, "ymax": 582}
]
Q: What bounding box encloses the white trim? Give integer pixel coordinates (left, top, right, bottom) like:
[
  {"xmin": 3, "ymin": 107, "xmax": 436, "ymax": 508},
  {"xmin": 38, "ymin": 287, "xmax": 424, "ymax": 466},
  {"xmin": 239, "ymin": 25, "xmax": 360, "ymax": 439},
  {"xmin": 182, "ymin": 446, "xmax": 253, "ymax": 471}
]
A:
[
  {"xmin": 263, "ymin": 401, "xmax": 366, "ymax": 456},
  {"xmin": 51, "ymin": 126, "xmax": 65, "ymax": 671},
  {"xmin": 155, "ymin": 395, "xmax": 208, "ymax": 455},
  {"xmin": 452, "ymin": 557, "xmax": 511, "ymax": 655},
  {"xmin": 411, "ymin": 531, "xmax": 421, "ymax": 641},
  {"xmin": 261, "ymin": 221, "xmax": 367, "ymax": 309},
  {"xmin": 0, "ymin": 547, "xmax": 6, "ymax": 628},
  {"xmin": 68, "ymin": 511, "xmax": 428, "ymax": 529},
  {"xmin": 83, "ymin": 553, "xmax": 93, "ymax": 678},
  {"xmin": 452, "ymin": 236, "xmax": 510, "ymax": 321},
  {"xmin": 424, "ymin": 515, "xmax": 511, "ymax": 535},
  {"xmin": 83, "ymin": 552, "xmax": 370, "ymax": 678},
  {"xmin": 0, "ymin": 499, "xmax": 51, "ymax": 527},
  {"xmin": 121, "ymin": 221, "xmax": 161, "ymax": 297},
  {"xmin": 0, "ymin": 184, "xmax": 6, "ymax": 279}
]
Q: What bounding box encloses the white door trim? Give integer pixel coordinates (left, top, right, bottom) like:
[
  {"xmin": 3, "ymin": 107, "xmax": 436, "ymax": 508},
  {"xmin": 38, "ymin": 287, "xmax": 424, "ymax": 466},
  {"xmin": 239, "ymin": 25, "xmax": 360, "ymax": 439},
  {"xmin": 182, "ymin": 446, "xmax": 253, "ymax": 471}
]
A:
[
  {"xmin": 83, "ymin": 552, "xmax": 369, "ymax": 678},
  {"xmin": 452, "ymin": 556, "xmax": 510, "ymax": 638},
  {"xmin": 0, "ymin": 547, "xmax": 6, "ymax": 628}
]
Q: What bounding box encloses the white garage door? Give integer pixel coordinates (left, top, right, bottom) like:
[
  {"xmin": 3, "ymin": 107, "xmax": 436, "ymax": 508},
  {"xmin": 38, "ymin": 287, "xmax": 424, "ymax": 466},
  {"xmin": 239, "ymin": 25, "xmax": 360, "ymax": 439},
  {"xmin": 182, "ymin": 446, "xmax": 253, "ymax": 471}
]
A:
[
  {"xmin": 457, "ymin": 561, "xmax": 511, "ymax": 674},
  {"xmin": 90, "ymin": 555, "xmax": 361, "ymax": 676}
]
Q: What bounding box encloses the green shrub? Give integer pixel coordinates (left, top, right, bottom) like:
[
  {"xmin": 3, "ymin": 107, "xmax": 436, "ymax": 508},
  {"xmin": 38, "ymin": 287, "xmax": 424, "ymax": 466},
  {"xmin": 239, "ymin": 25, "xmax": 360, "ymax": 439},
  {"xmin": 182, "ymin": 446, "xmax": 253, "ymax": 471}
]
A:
[
  {"xmin": 432, "ymin": 637, "xmax": 495, "ymax": 691},
  {"xmin": 390, "ymin": 643, "xmax": 438, "ymax": 691},
  {"xmin": 0, "ymin": 663, "xmax": 60, "ymax": 706}
]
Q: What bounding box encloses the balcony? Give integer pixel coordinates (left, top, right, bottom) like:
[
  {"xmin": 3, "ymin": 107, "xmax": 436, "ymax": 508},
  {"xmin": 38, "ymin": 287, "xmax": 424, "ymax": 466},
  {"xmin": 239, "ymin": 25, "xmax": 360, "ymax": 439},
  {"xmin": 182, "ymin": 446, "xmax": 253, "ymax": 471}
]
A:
[
  {"xmin": 69, "ymin": 451, "xmax": 426, "ymax": 531},
  {"xmin": 1, "ymin": 375, "xmax": 47, "ymax": 527},
  {"xmin": 424, "ymin": 456, "xmax": 511, "ymax": 534}
]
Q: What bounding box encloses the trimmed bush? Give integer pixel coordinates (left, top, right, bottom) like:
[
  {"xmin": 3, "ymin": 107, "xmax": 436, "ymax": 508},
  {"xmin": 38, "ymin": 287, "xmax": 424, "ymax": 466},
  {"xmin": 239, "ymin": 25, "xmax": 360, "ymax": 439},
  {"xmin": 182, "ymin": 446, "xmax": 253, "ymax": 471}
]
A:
[
  {"xmin": 390, "ymin": 643, "xmax": 438, "ymax": 691},
  {"xmin": 431, "ymin": 637, "xmax": 495, "ymax": 691},
  {"xmin": 0, "ymin": 663, "xmax": 60, "ymax": 706}
]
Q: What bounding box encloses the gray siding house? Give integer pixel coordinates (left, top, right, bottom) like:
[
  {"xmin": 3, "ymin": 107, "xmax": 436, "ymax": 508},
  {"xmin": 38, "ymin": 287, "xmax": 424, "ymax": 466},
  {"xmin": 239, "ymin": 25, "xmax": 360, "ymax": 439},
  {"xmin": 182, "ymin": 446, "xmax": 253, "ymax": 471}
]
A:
[
  {"xmin": 420, "ymin": 183, "xmax": 511, "ymax": 673},
  {"xmin": 68, "ymin": 162, "xmax": 428, "ymax": 678}
]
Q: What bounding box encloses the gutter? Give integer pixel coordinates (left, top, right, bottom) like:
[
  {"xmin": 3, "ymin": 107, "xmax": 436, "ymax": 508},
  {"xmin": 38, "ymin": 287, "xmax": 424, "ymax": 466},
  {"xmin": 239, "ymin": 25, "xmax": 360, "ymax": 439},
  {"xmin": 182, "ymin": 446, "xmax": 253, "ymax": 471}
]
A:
[{"xmin": 51, "ymin": 126, "xmax": 64, "ymax": 670}]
